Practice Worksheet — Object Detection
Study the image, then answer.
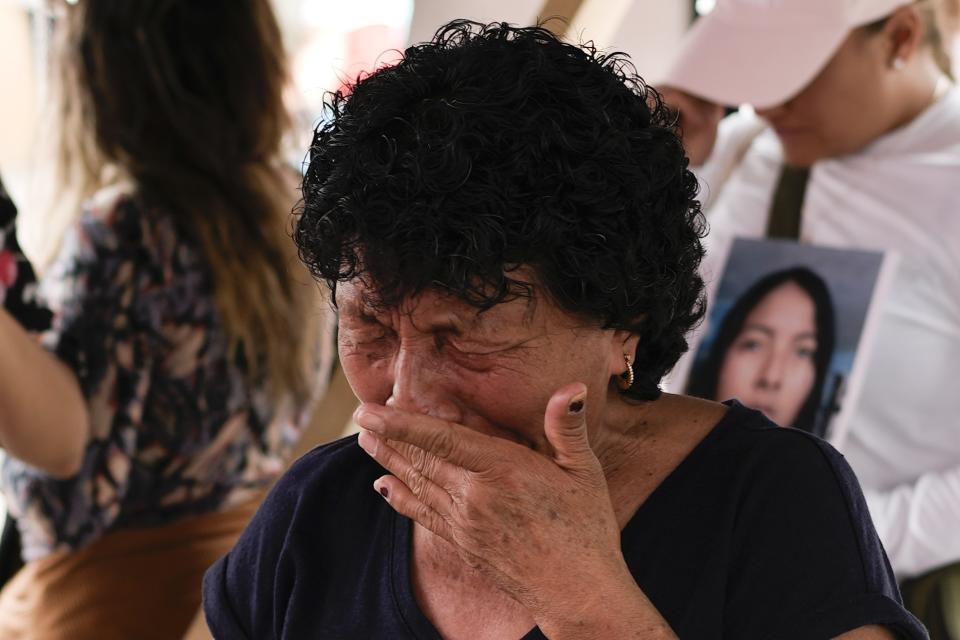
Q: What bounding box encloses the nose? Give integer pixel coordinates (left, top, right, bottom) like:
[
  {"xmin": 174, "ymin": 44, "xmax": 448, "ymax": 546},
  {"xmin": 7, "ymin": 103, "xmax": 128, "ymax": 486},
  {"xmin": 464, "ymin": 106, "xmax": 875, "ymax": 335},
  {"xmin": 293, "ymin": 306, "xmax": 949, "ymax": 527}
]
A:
[
  {"xmin": 386, "ymin": 346, "xmax": 463, "ymax": 423},
  {"xmin": 756, "ymin": 351, "xmax": 785, "ymax": 392}
]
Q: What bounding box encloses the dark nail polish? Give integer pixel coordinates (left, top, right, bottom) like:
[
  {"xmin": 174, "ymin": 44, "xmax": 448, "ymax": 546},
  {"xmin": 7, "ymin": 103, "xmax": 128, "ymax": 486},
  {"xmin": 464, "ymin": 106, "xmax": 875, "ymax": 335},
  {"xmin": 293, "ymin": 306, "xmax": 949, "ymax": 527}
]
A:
[
  {"xmin": 569, "ymin": 399, "xmax": 585, "ymax": 414},
  {"xmin": 378, "ymin": 486, "xmax": 389, "ymax": 499}
]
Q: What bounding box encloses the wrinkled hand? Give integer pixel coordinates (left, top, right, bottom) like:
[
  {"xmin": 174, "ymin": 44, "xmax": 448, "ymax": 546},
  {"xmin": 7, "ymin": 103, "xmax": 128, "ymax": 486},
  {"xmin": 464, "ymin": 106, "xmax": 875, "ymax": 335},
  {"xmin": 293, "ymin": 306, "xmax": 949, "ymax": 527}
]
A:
[
  {"xmin": 354, "ymin": 382, "xmax": 631, "ymax": 620},
  {"xmin": 659, "ymin": 86, "xmax": 724, "ymax": 166}
]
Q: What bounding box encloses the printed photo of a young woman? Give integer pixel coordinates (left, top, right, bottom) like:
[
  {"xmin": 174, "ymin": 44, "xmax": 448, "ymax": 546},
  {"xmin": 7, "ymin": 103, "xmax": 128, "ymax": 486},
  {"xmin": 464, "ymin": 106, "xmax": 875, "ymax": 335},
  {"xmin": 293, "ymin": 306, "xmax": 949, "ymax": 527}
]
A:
[{"xmin": 686, "ymin": 238, "xmax": 893, "ymax": 441}]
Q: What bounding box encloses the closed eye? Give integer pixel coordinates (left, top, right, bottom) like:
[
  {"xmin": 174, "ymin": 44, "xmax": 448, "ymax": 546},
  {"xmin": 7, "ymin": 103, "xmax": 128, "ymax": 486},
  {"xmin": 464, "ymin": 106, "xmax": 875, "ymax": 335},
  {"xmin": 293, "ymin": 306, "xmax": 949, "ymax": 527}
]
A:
[
  {"xmin": 340, "ymin": 317, "xmax": 397, "ymax": 357},
  {"xmin": 434, "ymin": 335, "xmax": 507, "ymax": 371}
]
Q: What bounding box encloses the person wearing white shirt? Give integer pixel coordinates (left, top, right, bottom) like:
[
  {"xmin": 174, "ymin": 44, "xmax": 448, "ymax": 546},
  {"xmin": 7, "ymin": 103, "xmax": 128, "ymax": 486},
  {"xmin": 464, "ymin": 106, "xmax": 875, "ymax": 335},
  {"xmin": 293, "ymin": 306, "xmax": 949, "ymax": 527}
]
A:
[{"xmin": 662, "ymin": 0, "xmax": 960, "ymax": 634}]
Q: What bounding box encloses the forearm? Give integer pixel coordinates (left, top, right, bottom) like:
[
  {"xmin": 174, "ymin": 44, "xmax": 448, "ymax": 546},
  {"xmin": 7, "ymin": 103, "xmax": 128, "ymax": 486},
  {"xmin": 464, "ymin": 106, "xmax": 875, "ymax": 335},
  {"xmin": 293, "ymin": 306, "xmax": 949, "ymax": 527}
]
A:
[
  {"xmin": 865, "ymin": 465, "xmax": 960, "ymax": 578},
  {"xmin": 0, "ymin": 307, "xmax": 88, "ymax": 477},
  {"xmin": 534, "ymin": 566, "xmax": 677, "ymax": 640}
]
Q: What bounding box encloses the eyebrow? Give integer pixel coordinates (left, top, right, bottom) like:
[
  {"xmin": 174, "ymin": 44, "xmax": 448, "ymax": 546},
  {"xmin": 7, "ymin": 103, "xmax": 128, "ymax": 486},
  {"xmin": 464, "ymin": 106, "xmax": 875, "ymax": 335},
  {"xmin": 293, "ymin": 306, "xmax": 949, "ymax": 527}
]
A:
[
  {"xmin": 353, "ymin": 297, "xmax": 525, "ymax": 343},
  {"xmin": 742, "ymin": 324, "xmax": 817, "ymax": 341},
  {"xmin": 402, "ymin": 309, "xmax": 470, "ymax": 337}
]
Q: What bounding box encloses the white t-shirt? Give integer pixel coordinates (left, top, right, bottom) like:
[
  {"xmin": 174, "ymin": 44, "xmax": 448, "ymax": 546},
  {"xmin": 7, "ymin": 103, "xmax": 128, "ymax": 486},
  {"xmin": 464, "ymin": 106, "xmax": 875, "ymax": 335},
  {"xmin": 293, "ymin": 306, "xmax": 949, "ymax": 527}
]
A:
[{"xmin": 673, "ymin": 88, "xmax": 960, "ymax": 578}]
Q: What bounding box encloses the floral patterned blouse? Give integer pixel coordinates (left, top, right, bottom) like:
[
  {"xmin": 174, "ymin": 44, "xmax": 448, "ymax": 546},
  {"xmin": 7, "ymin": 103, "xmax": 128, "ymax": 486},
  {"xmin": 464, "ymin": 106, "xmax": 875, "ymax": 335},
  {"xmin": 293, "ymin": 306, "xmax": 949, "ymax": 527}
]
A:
[
  {"xmin": 0, "ymin": 181, "xmax": 51, "ymax": 332},
  {"xmin": 0, "ymin": 184, "xmax": 328, "ymax": 561}
]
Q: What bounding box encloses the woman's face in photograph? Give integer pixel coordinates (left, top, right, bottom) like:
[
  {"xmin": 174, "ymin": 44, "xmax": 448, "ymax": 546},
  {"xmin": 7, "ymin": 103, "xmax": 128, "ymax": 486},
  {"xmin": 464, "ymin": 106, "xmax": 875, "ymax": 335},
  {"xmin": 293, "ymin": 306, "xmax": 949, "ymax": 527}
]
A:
[{"xmin": 715, "ymin": 281, "xmax": 818, "ymax": 427}]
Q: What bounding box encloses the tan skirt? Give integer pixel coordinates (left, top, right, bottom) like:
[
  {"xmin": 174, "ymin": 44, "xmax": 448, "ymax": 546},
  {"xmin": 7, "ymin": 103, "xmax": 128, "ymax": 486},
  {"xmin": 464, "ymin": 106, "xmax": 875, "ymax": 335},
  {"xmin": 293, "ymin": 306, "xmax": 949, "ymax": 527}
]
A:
[{"xmin": 0, "ymin": 496, "xmax": 261, "ymax": 640}]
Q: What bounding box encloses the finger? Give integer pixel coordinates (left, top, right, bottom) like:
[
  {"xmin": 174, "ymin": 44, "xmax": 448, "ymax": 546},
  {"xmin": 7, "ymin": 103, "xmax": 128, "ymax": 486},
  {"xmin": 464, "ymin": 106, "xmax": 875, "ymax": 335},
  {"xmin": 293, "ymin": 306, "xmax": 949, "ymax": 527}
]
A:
[
  {"xmin": 542, "ymin": 382, "xmax": 594, "ymax": 468},
  {"xmin": 391, "ymin": 438, "xmax": 466, "ymax": 489},
  {"xmin": 354, "ymin": 404, "xmax": 495, "ymax": 472},
  {"xmin": 358, "ymin": 429, "xmax": 457, "ymax": 514},
  {"xmin": 697, "ymin": 100, "xmax": 725, "ymax": 134},
  {"xmin": 677, "ymin": 96, "xmax": 714, "ymax": 136},
  {"xmin": 672, "ymin": 92, "xmax": 703, "ymax": 129},
  {"xmin": 660, "ymin": 87, "xmax": 723, "ymax": 137},
  {"xmin": 661, "ymin": 87, "xmax": 702, "ymax": 126},
  {"xmin": 373, "ymin": 474, "xmax": 454, "ymax": 542}
]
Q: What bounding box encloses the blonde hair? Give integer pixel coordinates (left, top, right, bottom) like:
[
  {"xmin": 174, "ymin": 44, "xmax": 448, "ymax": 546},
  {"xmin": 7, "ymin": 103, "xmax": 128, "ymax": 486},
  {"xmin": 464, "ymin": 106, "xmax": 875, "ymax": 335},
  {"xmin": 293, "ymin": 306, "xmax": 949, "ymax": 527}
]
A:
[
  {"xmin": 862, "ymin": 0, "xmax": 957, "ymax": 79},
  {"xmin": 24, "ymin": 0, "xmax": 321, "ymax": 404},
  {"xmin": 921, "ymin": 0, "xmax": 957, "ymax": 78}
]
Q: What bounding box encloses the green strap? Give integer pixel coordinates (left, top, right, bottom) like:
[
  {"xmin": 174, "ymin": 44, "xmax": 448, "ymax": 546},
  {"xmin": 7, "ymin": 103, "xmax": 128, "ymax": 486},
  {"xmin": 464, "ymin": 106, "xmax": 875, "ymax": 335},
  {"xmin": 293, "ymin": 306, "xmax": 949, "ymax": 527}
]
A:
[
  {"xmin": 766, "ymin": 164, "xmax": 810, "ymax": 240},
  {"xmin": 901, "ymin": 562, "xmax": 960, "ymax": 640}
]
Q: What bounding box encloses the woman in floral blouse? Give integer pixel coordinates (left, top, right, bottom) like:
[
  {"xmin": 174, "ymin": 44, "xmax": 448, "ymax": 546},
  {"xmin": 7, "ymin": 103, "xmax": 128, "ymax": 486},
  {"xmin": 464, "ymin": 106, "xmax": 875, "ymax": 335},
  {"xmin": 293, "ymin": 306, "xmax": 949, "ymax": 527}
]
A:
[
  {"xmin": 0, "ymin": 1, "xmax": 330, "ymax": 637},
  {"xmin": 0, "ymin": 177, "xmax": 53, "ymax": 586}
]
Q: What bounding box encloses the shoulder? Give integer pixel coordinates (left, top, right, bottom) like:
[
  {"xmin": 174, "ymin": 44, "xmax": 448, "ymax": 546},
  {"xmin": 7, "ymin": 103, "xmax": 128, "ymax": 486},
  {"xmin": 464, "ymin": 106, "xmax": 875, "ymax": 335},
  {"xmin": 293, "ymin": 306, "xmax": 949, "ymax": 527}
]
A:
[
  {"xmin": 700, "ymin": 403, "xmax": 893, "ymax": 587},
  {"xmin": 45, "ymin": 186, "xmax": 156, "ymax": 284},
  {"xmin": 77, "ymin": 184, "xmax": 141, "ymax": 237},
  {"xmin": 237, "ymin": 435, "xmax": 384, "ymax": 549},
  {"xmin": 716, "ymin": 403, "xmax": 874, "ymax": 532},
  {"xmin": 42, "ymin": 186, "xmax": 197, "ymax": 310},
  {"xmin": 705, "ymin": 405, "xmax": 927, "ymax": 638},
  {"xmin": 75, "ymin": 186, "xmax": 177, "ymax": 264},
  {"xmin": 879, "ymin": 87, "xmax": 960, "ymax": 153},
  {"xmin": 37, "ymin": 189, "xmax": 152, "ymax": 325},
  {"xmin": 203, "ymin": 436, "xmax": 384, "ymax": 637},
  {"xmin": 717, "ymin": 402, "xmax": 852, "ymax": 471},
  {"xmin": 285, "ymin": 434, "xmax": 383, "ymax": 489},
  {"xmin": 223, "ymin": 433, "xmax": 382, "ymax": 556},
  {"xmin": 266, "ymin": 435, "xmax": 382, "ymax": 516}
]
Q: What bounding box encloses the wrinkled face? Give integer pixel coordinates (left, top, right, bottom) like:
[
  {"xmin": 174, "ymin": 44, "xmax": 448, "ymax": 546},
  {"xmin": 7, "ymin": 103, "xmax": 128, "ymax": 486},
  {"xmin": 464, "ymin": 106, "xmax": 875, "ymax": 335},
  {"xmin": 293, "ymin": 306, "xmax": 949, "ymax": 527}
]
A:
[
  {"xmin": 714, "ymin": 282, "xmax": 818, "ymax": 427},
  {"xmin": 755, "ymin": 27, "xmax": 893, "ymax": 166},
  {"xmin": 336, "ymin": 276, "xmax": 630, "ymax": 450}
]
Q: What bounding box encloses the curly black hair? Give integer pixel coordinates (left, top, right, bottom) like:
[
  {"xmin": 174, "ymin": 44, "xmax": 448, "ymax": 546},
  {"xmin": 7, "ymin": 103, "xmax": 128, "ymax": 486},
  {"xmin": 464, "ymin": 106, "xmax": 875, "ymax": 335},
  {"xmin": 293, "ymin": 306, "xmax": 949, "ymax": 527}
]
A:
[{"xmin": 295, "ymin": 20, "xmax": 707, "ymax": 400}]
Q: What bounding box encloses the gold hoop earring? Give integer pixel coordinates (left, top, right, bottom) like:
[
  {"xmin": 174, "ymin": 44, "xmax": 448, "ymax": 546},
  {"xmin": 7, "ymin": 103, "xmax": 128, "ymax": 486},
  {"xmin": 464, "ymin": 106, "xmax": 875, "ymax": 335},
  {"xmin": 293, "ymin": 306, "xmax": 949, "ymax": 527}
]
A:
[{"xmin": 617, "ymin": 354, "xmax": 634, "ymax": 391}]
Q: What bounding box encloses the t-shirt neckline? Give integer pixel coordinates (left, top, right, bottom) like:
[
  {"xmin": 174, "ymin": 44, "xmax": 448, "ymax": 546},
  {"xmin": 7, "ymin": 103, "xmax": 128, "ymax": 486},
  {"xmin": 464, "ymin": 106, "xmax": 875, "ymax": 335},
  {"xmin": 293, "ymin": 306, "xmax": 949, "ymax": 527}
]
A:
[{"xmin": 387, "ymin": 400, "xmax": 752, "ymax": 638}]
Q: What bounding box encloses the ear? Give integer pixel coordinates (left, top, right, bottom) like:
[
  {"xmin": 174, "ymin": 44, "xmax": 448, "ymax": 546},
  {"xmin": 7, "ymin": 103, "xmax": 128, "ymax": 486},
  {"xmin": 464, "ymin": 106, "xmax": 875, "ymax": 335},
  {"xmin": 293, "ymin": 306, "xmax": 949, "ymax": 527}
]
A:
[
  {"xmin": 607, "ymin": 328, "xmax": 641, "ymax": 378},
  {"xmin": 880, "ymin": 5, "xmax": 925, "ymax": 68}
]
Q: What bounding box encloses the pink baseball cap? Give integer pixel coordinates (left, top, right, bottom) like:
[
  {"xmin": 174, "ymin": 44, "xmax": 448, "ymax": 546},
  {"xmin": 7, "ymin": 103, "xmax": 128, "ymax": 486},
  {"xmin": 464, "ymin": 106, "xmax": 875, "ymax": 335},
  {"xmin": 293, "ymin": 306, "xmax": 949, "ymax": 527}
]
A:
[{"xmin": 664, "ymin": 0, "xmax": 912, "ymax": 109}]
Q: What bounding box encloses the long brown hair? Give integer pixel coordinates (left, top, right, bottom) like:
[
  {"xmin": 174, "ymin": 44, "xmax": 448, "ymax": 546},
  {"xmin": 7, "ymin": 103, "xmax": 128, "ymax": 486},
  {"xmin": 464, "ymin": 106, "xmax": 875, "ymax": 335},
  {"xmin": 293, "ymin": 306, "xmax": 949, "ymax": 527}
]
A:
[{"xmin": 29, "ymin": 0, "xmax": 321, "ymax": 403}]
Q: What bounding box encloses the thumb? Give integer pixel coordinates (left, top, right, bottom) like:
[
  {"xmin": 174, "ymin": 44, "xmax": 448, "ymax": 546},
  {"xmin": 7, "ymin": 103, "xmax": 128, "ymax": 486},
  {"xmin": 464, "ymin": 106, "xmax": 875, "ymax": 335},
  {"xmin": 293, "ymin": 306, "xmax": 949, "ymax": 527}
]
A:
[{"xmin": 543, "ymin": 382, "xmax": 593, "ymax": 466}]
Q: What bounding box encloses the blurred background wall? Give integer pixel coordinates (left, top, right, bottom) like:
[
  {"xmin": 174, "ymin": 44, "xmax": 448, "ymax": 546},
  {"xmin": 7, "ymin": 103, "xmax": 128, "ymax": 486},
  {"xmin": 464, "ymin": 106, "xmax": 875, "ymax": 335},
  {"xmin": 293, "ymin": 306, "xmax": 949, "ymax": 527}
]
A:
[
  {"xmin": 0, "ymin": 1, "xmax": 39, "ymax": 207},
  {"xmin": 0, "ymin": 0, "xmax": 693, "ymax": 207},
  {"xmin": 411, "ymin": 0, "xmax": 691, "ymax": 88}
]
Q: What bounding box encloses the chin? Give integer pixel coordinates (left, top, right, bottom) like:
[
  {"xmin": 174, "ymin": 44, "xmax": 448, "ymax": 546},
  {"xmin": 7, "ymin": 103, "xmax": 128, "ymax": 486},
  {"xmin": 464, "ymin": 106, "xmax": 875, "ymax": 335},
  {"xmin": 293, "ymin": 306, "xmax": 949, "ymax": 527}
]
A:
[{"xmin": 781, "ymin": 148, "xmax": 820, "ymax": 168}]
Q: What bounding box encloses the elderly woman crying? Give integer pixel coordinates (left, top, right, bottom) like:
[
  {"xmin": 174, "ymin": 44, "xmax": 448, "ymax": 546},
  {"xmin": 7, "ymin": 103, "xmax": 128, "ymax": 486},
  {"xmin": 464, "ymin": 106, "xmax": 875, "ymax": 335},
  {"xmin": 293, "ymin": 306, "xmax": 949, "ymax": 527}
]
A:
[{"xmin": 203, "ymin": 20, "xmax": 928, "ymax": 640}]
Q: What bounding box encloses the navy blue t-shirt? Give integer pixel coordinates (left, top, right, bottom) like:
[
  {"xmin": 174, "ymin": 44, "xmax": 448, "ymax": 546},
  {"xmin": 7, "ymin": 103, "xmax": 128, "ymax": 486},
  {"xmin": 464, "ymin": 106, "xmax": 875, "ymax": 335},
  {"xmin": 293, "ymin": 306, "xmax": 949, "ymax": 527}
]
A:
[{"xmin": 203, "ymin": 402, "xmax": 928, "ymax": 639}]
